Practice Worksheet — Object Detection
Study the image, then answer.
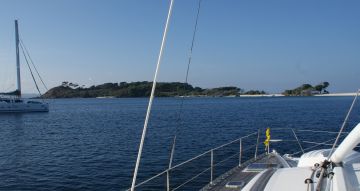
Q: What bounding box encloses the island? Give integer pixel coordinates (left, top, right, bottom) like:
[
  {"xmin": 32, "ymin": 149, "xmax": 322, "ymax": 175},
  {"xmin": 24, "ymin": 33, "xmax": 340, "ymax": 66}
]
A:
[
  {"xmin": 41, "ymin": 81, "xmax": 267, "ymax": 98},
  {"xmin": 282, "ymin": 82, "xmax": 330, "ymax": 96}
]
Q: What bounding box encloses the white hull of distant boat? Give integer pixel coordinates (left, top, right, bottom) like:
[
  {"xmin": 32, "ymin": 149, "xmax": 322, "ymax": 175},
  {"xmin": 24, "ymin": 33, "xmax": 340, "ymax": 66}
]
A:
[{"xmin": 0, "ymin": 99, "xmax": 49, "ymax": 112}]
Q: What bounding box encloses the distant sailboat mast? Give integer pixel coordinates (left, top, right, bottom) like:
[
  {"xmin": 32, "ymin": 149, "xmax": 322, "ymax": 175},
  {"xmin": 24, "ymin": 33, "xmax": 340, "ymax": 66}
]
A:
[
  {"xmin": 0, "ymin": 20, "xmax": 49, "ymax": 112},
  {"xmin": 15, "ymin": 20, "xmax": 21, "ymax": 97}
]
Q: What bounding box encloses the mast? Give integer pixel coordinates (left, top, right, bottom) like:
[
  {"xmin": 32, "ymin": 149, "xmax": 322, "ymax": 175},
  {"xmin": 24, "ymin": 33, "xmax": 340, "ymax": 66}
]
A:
[
  {"xmin": 15, "ymin": 20, "xmax": 21, "ymax": 97},
  {"xmin": 131, "ymin": 0, "xmax": 175, "ymax": 190}
]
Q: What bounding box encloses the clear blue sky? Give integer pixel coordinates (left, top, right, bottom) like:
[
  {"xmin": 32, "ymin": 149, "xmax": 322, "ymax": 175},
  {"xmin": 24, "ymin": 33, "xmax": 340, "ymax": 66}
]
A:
[{"xmin": 0, "ymin": 0, "xmax": 359, "ymax": 93}]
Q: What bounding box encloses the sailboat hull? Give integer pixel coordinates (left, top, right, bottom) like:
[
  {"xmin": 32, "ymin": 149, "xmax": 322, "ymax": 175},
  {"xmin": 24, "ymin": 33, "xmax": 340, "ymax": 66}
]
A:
[{"xmin": 0, "ymin": 99, "xmax": 49, "ymax": 112}]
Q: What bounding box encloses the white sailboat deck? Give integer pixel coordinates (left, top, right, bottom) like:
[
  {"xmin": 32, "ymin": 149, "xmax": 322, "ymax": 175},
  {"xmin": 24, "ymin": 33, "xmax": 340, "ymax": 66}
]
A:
[
  {"xmin": 202, "ymin": 153, "xmax": 282, "ymax": 191},
  {"xmin": 130, "ymin": 125, "xmax": 360, "ymax": 191}
]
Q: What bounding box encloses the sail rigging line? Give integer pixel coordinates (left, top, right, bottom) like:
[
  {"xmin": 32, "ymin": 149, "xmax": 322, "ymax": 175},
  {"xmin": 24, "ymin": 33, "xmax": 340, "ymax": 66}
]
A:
[
  {"xmin": 169, "ymin": 0, "xmax": 203, "ymax": 169},
  {"xmin": 19, "ymin": 42, "xmax": 43, "ymax": 99},
  {"xmin": 327, "ymin": 89, "xmax": 360, "ymax": 161},
  {"xmin": 131, "ymin": 0, "xmax": 175, "ymax": 190},
  {"xmin": 184, "ymin": 0, "xmax": 202, "ymax": 85},
  {"xmin": 19, "ymin": 39, "xmax": 49, "ymax": 91}
]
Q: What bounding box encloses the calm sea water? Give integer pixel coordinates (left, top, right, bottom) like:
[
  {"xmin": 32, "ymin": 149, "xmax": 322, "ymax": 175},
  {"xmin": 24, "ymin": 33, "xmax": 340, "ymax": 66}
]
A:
[{"xmin": 0, "ymin": 97, "xmax": 359, "ymax": 190}]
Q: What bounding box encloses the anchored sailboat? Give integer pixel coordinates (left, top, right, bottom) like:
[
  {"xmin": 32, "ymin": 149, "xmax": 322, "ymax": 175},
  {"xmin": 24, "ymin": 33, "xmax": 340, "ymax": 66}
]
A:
[{"xmin": 0, "ymin": 20, "xmax": 49, "ymax": 112}]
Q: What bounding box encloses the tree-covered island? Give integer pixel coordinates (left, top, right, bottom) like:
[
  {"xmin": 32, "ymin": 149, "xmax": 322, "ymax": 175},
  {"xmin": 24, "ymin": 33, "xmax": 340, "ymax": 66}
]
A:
[
  {"xmin": 42, "ymin": 81, "xmax": 267, "ymax": 98},
  {"xmin": 282, "ymin": 82, "xmax": 330, "ymax": 96},
  {"xmin": 41, "ymin": 81, "xmax": 331, "ymax": 98}
]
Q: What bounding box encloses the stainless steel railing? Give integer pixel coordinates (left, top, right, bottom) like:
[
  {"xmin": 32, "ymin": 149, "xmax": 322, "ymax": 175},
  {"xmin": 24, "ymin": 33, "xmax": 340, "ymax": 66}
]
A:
[
  {"xmin": 269, "ymin": 128, "xmax": 351, "ymax": 156},
  {"xmin": 128, "ymin": 131, "xmax": 260, "ymax": 190},
  {"xmin": 128, "ymin": 127, "xmax": 354, "ymax": 190}
]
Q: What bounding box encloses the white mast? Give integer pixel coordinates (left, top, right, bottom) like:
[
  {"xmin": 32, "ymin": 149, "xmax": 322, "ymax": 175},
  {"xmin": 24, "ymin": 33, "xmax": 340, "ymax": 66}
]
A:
[
  {"xmin": 15, "ymin": 20, "xmax": 21, "ymax": 97},
  {"xmin": 131, "ymin": 0, "xmax": 175, "ymax": 190}
]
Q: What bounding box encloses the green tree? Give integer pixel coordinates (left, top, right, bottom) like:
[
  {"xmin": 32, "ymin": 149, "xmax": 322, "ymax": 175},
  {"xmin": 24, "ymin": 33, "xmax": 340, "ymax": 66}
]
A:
[
  {"xmin": 301, "ymin": 84, "xmax": 313, "ymax": 90},
  {"xmin": 322, "ymin": 82, "xmax": 330, "ymax": 92},
  {"xmin": 315, "ymin": 84, "xmax": 323, "ymax": 93}
]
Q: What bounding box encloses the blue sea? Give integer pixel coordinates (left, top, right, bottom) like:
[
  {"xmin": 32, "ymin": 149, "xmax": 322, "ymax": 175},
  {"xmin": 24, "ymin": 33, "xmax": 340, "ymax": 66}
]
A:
[{"xmin": 0, "ymin": 97, "xmax": 359, "ymax": 190}]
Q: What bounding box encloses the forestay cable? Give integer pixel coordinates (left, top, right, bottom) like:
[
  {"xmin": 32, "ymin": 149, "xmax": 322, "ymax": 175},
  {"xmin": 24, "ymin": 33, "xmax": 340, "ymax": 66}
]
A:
[
  {"xmin": 328, "ymin": 89, "xmax": 360, "ymax": 160},
  {"xmin": 19, "ymin": 42, "xmax": 43, "ymax": 98},
  {"xmin": 169, "ymin": 0, "xmax": 203, "ymax": 168},
  {"xmin": 20, "ymin": 39, "xmax": 49, "ymax": 91},
  {"xmin": 131, "ymin": 0, "xmax": 175, "ymax": 190}
]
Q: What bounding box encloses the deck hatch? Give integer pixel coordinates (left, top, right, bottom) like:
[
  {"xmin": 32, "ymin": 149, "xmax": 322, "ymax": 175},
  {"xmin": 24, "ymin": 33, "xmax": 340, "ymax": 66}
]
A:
[
  {"xmin": 243, "ymin": 163, "xmax": 278, "ymax": 172},
  {"xmin": 225, "ymin": 181, "xmax": 245, "ymax": 188}
]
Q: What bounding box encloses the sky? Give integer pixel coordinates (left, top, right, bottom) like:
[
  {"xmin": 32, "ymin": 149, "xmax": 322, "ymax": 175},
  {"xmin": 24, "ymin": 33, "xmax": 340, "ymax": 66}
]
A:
[{"xmin": 0, "ymin": 0, "xmax": 359, "ymax": 93}]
